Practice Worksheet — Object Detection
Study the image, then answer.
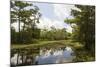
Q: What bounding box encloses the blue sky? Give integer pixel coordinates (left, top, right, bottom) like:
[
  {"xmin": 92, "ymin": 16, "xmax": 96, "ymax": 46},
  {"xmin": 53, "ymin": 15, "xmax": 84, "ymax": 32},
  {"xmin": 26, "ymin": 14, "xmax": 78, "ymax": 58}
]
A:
[
  {"xmin": 12, "ymin": 2, "xmax": 76, "ymax": 33},
  {"xmin": 33, "ymin": 2, "xmax": 75, "ymax": 32}
]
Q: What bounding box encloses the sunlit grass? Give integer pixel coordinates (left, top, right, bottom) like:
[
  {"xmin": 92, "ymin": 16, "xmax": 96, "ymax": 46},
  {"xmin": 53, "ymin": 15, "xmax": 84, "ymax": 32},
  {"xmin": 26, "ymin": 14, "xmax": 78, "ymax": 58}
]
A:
[{"xmin": 11, "ymin": 40, "xmax": 83, "ymax": 50}]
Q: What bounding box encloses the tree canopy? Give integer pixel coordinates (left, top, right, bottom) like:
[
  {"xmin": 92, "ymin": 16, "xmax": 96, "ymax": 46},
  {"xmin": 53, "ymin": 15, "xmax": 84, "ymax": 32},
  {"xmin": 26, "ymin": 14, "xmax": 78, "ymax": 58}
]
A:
[
  {"xmin": 65, "ymin": 5, "xmax": 95, "ymax": 55},
  {"xmin": 11, "ymin": 1, "xmax": 41, "ymax": 44}
]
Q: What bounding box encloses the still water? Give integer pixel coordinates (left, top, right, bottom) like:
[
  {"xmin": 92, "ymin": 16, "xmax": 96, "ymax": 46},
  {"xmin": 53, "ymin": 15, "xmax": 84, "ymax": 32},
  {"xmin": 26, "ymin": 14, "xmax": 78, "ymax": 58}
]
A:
[{"xmin": 11, "ymin": 46, "xmax": 75, "ymax": 66}]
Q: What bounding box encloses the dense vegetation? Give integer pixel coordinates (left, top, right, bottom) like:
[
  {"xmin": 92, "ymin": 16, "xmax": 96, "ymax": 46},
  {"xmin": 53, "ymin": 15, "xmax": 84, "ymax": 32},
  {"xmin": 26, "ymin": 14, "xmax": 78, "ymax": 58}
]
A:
[
  {"xmin": 65, "ymin": 5, "xmax": 95, "ymax": 56},
  {"xmin": 11, "ymin": 1, "xmax": 41, "ymax": 44},
  {"xmin": 40, "ymin": 27, "xmax": 71, "ymax": 40},
  {"xmin": 64, "ymin": 5, "xmax": 95, "ymax": 61}
]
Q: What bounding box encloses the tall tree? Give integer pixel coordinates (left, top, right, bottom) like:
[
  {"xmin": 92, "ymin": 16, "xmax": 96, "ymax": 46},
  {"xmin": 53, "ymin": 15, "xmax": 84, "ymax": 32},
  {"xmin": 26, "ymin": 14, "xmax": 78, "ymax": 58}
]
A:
[
  {"xmin": 65, "ymin": 5, "xmax": 95, "ymax": 55},
  {"xmin": 11, "ymin": 1, "xmax": 41, "ymax": 44},
  {"xmin": 11, "ymin": 1, "xmax": 32, "ymax": 43}
]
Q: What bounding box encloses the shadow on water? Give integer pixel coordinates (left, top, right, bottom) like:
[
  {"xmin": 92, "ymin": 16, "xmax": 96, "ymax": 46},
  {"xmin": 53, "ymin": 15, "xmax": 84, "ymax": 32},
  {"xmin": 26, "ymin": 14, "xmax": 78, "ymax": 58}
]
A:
[{"xmin": 11, "ymin": 46, "xmax": 76, "ymax": 66}]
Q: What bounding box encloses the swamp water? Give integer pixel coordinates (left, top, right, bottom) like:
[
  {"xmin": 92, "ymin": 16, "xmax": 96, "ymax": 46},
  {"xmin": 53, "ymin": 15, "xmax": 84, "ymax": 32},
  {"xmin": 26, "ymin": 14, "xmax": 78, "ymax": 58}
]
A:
[{"xmin": 11, "ymin": 46, "xmax": 76, "ymax": 66}]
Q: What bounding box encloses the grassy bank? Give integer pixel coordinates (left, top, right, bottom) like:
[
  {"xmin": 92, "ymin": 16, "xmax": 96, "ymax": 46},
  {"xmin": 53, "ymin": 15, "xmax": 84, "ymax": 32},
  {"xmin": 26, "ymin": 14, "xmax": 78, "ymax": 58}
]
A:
[{"xmin": 11, "ymin": 40, "xmax": 83, "ymax": 49}]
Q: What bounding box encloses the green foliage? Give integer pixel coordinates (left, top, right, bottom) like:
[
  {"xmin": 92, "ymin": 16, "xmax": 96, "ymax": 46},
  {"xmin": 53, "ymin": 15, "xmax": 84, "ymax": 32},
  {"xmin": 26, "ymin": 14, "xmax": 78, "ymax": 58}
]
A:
[
  {"xmin": 65, "ymin": 5, "xmax": 95, "ymax": 56},
  {"xmin": 14, "ymin": 1, "xmax": 32, "ymax": 9},
  {"xmin": 11, "ymin": 1, "xmax": 41, "ymax": 44},
  {"xmin": 64, "ymin": 18, "xmax": 80, "ymax": 24},
  {"xmin": 11, "ymin": 27, "xmax": 19, "ymax": 43},
  {"xmin": 20, "ymin": 31, "xmax": 33, "ymax": 44},
  {"xmin": 32, "ymin": 28, "xmax": 40, "ymax": 39},
  {"xmin": 40, "ymin": 27, "xmax": 69, "ymax": 40},
  {"xmin": 73, "ymin": 48, "xmax": 95, "ymax": 62}
]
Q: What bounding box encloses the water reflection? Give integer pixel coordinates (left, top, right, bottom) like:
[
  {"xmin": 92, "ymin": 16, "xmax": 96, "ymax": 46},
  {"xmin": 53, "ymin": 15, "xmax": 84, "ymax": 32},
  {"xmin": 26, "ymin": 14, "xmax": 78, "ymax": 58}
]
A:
[
  {"xmin": 35, "ymin": 47, "xmax": 75, "ymax": 64},
  {"xmin": 11, "ymin": 46, "xmax": 75, "ymax": 66}
]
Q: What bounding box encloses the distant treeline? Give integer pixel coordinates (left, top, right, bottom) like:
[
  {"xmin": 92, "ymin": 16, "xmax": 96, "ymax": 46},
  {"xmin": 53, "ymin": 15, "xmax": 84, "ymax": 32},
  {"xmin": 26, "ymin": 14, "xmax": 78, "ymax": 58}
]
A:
[{"xmin": 11, "ymin": 26, "xmax": 71, "ymax": 44}]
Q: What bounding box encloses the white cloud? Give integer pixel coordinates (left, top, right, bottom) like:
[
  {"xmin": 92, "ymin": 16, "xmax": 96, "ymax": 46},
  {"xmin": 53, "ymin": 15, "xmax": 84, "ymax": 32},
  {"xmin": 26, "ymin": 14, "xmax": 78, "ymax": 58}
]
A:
[
  {"xmin": 66, "ymin": 24, "xmax": 73, "ymax": 33},
  {"xmin": 53, "ymin": 4, "xmax": 75, "ymax": 20},
  {"xmin": 37, "ymin": 17, "xmax": 67, "ymax": 29},
  {"xmin": 37, "ymin": 4, "xmax": 75, "ymax": 33},
  {"xmin": 36, "ymin": 17, "xmax": 53, "ymax": 30},
  {"xmin": 11, "ymin": 23, "xmax": 18, "ymax": 31}
]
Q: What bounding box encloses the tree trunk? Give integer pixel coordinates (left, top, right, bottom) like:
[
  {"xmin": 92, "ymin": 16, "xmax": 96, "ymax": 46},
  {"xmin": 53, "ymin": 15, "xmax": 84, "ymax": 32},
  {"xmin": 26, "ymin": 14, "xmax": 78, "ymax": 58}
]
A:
[{"xmin": 18, "ymin": 9, "xmax": 21, "ymax": 43}]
